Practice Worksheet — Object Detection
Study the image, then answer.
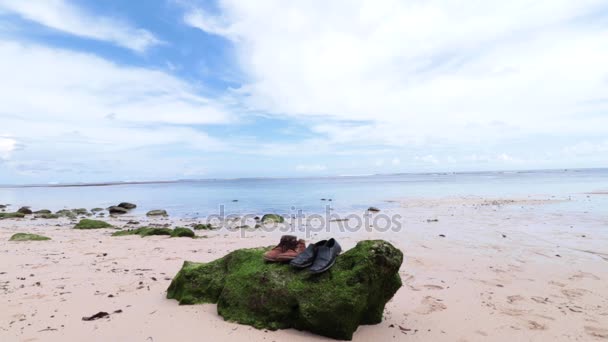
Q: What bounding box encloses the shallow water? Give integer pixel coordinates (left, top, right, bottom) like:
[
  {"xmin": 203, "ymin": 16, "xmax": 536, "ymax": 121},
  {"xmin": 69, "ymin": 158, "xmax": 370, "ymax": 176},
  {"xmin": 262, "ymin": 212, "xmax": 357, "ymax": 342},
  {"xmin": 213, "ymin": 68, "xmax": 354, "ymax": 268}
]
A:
[{"xmin": 0, "ymin": 169, "xmax": 606, "ymax": 217}]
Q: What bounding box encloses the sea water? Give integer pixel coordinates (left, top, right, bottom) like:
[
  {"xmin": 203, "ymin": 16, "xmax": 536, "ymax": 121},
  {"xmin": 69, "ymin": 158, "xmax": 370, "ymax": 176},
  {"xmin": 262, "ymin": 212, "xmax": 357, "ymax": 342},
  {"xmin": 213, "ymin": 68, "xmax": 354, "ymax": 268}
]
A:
[{"xmin": 0, "ymin": 169, "xmax": 606, "ymax": 217}]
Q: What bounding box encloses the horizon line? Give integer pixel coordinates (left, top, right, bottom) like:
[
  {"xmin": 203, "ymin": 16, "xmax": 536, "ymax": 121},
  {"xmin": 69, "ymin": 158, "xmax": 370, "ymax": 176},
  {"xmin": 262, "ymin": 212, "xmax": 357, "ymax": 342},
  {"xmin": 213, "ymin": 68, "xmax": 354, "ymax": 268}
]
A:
[{"xmin": 0, "ymin": 167, "xmax": 605, "ymax": 189}]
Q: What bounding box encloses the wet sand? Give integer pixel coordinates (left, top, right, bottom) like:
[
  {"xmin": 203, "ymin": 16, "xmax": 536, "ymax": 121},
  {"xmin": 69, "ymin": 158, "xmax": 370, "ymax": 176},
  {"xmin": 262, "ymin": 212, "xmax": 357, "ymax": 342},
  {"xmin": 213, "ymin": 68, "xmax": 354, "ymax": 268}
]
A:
[{"xmin": 1, "ymin": 195, "xmax": 607, "ymax": 341}]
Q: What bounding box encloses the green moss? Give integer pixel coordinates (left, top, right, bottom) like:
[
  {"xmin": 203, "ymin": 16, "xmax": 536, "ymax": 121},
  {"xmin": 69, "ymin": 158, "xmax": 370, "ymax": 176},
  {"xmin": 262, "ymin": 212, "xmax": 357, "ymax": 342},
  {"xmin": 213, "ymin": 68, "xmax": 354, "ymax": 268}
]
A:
[
  {"xmin": 36, "ymin": 213, "xmax": 60, "ymax": 219},
  {"xmin": 172, "ymin": 227, "xmax": 195, "ymax": 238},
  {"xmin": 74, "ymin": 219, "xmax": 113, "ymax": 229},
  {"xmin": 167, "ymin": 240, "xmax": 403, "ymax": 340},
  {"xmin": 0, "ymin": 212, "xmax": 26, "ymax": 219},
  {"xmin": 56, "ymin": 209, "xmax": 76, "ymax": 219},
  {"xmin": 10, "ymin": 233, "xmax": 51, "ymax": 241},
  {"xmin": 111, "ymin": 227, "xmax": 173, "ymax": 237},
  {"xmin": 33, "ymin": 209, "xmax": 52, "ymax": 214},
  {"xmin": 71, "ymin": 208, "xmax": 89, "ymax": 215},
  {"xmin": 261, "ymin": 214, "xmax": 285, "ymax": 223},
  {"xmin": 147, "ymin": 209, "xmax": 168, "ymax": 216},
  {"xmin": 193, "ymin": 223, "xmax": 215, "ymax": 230}
]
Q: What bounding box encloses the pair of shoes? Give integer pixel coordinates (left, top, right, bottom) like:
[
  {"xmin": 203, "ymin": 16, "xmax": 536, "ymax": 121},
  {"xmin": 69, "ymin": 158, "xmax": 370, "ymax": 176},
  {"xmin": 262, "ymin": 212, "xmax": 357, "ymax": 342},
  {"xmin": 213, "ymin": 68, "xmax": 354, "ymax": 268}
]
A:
[
  {"xmin": 263, "ymin": 235, "xmax": 306, "ymax": 262},
  {"xmin": 290, "ymin": 238, "xmax": 342, "ymax": 274}
]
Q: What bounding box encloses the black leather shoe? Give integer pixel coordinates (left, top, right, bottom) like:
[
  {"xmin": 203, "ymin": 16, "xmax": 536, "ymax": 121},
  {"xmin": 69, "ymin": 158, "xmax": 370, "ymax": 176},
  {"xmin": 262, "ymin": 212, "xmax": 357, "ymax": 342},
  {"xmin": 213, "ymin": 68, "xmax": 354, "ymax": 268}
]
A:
[
  {"xmin": 290, "ymin": 240, "xmax": 326, "ymax": 268},
  {"xmin": 309, "ymin": 238, "xmax": 342, "ymax": 274}
]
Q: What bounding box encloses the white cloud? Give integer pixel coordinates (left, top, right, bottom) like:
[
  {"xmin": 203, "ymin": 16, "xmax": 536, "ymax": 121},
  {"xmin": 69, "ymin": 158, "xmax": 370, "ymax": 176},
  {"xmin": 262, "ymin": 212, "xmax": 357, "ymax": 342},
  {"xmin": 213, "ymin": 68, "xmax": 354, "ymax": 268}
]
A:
[
  {"xmin": 184, "ymin": 0, "xmax": 608, "ymax": 147},
  {"xmin": 391, "ymin": 158, "xmax": 400, "ymax": 166},
  {"xmin": 0, "ymin": 40, "xmax": 231, "ymax": 126},
  {"xmin": 0, "ymin": 137, "xmax": 16, "ymax": 159},
  {"xmin": 0, "ymin": 39, "xmax": 232, "ymax": 179},
  {"xmin": 0, "ymin": 0, "xmax": 161, "ymax": 52}
]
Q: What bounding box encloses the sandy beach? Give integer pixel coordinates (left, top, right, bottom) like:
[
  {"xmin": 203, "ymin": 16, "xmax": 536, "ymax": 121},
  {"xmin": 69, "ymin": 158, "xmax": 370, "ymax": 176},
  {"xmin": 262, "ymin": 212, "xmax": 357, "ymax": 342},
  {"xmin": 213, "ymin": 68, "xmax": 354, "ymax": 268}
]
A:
[{"xmin": 1, "ymin": 194, "xmax": 607, "ymax": 342}]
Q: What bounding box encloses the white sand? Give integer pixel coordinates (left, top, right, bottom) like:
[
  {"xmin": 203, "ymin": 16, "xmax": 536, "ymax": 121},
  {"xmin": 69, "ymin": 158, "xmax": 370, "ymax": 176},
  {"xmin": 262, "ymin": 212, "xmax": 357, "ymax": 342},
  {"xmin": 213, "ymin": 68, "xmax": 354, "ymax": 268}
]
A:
[{"xmin": 1, "ymin": 195, "xmax": 607, "ymax": 341}]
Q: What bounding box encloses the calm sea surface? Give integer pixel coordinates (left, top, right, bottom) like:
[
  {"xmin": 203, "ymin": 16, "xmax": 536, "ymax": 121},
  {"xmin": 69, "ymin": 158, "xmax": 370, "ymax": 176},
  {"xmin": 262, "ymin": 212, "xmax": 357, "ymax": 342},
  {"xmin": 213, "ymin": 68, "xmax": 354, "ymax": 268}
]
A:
[{"xmin": 1, "ymin": 169, "xmax": 606, "ymax": 217}]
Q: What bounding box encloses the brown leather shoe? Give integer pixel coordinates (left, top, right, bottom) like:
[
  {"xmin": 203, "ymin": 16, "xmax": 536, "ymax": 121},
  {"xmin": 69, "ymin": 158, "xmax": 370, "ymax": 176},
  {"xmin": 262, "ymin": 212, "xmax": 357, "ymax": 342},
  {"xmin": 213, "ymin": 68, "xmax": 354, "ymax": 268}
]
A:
[
  {"xmin": 263, "ymin": 235, "xmax": 298, "ymax": 262},
  {"xmin": 276, "ymin": 239, "xmax": 306, "ymax": 262}
]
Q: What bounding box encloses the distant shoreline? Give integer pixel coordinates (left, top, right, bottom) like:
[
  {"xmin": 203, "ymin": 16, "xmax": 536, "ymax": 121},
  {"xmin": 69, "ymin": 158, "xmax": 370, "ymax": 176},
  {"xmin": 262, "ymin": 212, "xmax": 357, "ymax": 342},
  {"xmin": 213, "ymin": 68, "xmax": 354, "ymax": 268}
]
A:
[{"xmin": 0, "ymin": 167, "xmax": 605, "ymax": 189}]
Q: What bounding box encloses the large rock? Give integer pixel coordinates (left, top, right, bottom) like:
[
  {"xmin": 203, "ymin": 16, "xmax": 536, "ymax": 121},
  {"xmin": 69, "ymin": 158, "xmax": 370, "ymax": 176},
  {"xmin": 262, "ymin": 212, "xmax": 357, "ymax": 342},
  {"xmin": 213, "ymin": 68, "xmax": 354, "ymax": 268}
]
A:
[
  {"xmin": 166, "ymin": 240, "xmax": 403, "ymax": 340},
  {"xmin": 117, "ymin": 202, "xmax": 137, "ymax": 210},
  {"xmin": 147, "ymin": 209, "xmax": 168, "ymax": 216},
  {"xmin": 17, "ymin": 206, "xmax": 32, "ymax": 215},
  {"xmin": 108, "ymin": 206, "xmax": 128, "ymax": 214}
]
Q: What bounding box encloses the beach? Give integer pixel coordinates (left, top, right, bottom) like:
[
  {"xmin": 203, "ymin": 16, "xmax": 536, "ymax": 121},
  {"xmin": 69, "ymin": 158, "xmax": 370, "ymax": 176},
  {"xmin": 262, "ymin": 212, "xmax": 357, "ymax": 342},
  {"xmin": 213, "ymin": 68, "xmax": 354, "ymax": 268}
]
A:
[{"xmin": 1, "ymin": 193, "xmax": 607, "ymax": 342}]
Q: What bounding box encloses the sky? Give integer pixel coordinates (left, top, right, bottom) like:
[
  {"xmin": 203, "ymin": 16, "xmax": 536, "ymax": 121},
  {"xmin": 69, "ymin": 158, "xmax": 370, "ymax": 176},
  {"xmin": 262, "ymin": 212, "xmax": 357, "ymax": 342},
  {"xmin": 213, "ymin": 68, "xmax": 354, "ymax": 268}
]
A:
[{"xmin": 0, "ymin": 0, "xmax": 607, "ymax": 184}]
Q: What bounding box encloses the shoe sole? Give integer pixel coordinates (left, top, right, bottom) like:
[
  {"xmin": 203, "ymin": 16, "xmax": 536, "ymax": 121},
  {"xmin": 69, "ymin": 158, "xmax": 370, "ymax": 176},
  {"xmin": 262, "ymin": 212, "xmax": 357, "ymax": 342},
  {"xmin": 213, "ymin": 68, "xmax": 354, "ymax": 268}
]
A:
[
  {"xmin": 275, "ymin": 256, "xmax": 297, "ymax": 262},
  {"xmin": 263, "ymin": 256, "xmax": 279, "ymax": 262},
  {"xmin": 290, "ymin": 261, "xmax": 313, "ymax": 269}
]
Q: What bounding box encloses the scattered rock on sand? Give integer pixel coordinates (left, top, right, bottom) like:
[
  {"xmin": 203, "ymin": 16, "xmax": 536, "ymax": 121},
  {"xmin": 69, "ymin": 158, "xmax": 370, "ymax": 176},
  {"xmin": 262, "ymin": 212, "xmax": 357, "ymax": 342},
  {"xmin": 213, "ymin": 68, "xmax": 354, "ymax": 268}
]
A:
[
  {"xmin": 192, "ymin": 223, "xmax": 214, "ymax": 230},
  {"xmin": 71, "ymin": 208, "xmax": 89, "ymax": 215},
  {"xmin": 82, "ymin": 311, "xmax": 109, "ymax": 321},
  {"xmin": 108, "ymin": 206, "xmax": 128, "ymax": 215},
  {"xmin": 74, "ymin": 219, "xmax": 113, "ymax": 229},
  {"xmin": 261, "ymin": 214, "xmax": 284, "ymax": 223},
  {"xmin": 112, "ymin": 227, "xmax": 173, "ymax": 237},
  {"xmin": 147, "ymin": 209, "xmax": 168, "ymax": 217},
  {"xmin": 56, "ymin": 209, "xmax": 76, "ymax": 219},
  {"xmin": 167, "ymin": 240, "xmax": 403, "ymax": 340},
  {"xmin": 172, "ymin": 227, "xmax": 195, "ymax": 238},
  {"xmin": 0, "ymin": 212, "xmax": 25, "ymax": 219},
  {"xmin": 33, "ymin": 209, "xmax": 52, "ymax": 214},
  {"xmin": 9, "ymin": 233, "xmax": 51, "ymax": 241},
  {"xmin": 36, "ymin": 213, "xmax": 60, "ymax": 219},
  {"xmin": 117, "ymin": 202, "xmax": 137, "ymax": 210},
  {"xmin": 17, "ymin": 207, "xmax": 33, "ymax": 215},
  {"xmin": 367, "ymin": 207, "xmax": 381, "ymax": 213}
]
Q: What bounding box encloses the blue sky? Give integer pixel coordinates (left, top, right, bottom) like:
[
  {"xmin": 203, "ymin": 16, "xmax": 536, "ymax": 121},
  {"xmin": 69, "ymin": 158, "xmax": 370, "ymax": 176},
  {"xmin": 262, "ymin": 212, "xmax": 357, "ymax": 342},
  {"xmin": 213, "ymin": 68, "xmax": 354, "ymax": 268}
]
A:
[{"xmin": 0, "ymin": 0, "xmax": 607, "ymax": 184}]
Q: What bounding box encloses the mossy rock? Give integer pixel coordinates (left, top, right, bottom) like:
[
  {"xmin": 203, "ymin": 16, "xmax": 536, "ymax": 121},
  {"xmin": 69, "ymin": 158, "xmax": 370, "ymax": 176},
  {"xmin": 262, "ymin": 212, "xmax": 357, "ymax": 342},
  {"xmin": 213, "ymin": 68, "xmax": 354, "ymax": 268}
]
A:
[
  {"xmin": 36, "ymin": 213, "xmax": 60, "ymax": 219},
  {"xmin": 172, "ymin": 227, "xmax": 195, "ymax": 238},
  {"xmin": 192, "ymin": 223, "xmax": 214, "ymax": 230},
  {"xmin": 74, "ymin": 219, "xmax": 113, "ymax": 229},
  {"xmin": 0, "ymin": 212, "xmax": 26, "ymax": 219},
  {"xmin": 17, "ymin": 207, "xmax": 33, "ymax": 215},
  {"xmin": 147, "ymin": 209, "xmax": 168, "ymax": 216},
  {"xmin": 71, "ymin": 208, "xmax": 89, "ymax": 215},
  {"xmin": 261, "ymin": 214, "xmax": 285, "ymax": 223},
  {"xmin": 33, "ymin": 209, "xmax": 52, "ymax": 214},
  {"xmin": 10, "ymin": 233, "xmax": 51, "ymax": 241},
  {"xmin": 111, "ymin": 227, "xmax": 173, "ymax": 237},
  {"xmin": 91, "ymin": 208, "xmax": 104, "ymax": 213},
  {"xmin": 167, "ymin": 240, "xmax": 403, "ymax": 340},
  {"xmin": 56, "ymin": 209, "xmax": 76, "ymax": 219}
]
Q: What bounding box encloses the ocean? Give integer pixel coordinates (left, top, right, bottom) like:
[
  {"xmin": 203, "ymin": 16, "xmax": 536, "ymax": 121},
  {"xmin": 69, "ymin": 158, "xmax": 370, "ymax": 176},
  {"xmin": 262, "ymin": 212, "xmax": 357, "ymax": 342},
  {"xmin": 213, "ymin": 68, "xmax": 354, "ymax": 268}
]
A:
[{"xmin": 1, "ymin": 169, "xmax": 606, "ymax": 218}]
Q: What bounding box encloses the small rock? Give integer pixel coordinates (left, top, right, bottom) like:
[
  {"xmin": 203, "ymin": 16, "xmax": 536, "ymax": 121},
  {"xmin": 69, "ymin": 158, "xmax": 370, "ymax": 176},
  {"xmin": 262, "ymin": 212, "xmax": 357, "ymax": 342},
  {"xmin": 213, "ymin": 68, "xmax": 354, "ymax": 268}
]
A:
[{"xmin": 82, "ymin": 311, "xmax": 109, "ymax": 321}]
